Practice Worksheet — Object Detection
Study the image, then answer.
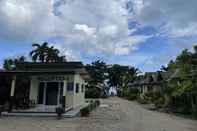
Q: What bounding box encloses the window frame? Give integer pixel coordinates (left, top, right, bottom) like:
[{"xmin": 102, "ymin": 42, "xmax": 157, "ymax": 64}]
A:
[{"xmin": 75, "ymin": 83, "xmax": 79, "ymax": 93}]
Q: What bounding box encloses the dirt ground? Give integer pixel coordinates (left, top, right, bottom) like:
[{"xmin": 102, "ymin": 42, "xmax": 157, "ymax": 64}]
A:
[{"xmin": 0, "ymin": 97, "xmax": 197, "ymax": 131}]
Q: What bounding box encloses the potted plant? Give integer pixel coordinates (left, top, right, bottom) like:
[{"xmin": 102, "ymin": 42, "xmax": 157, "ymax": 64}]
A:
[{"xmin": 56, "ymin": 106, "xmax": 65, "ymax": 119}]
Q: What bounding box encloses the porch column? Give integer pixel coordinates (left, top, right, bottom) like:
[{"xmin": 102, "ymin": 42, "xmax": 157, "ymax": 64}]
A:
[
  {"xmin": 9, "ymin": 75, "xmax": 16, "ymax": 112},
  {"xmin": 62, "ymin": 81, "xmax": 66, "ymax": 109}
]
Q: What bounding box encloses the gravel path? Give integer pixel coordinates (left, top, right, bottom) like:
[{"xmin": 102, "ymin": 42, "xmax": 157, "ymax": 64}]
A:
[{"xmin": 0, "ymin": 97, "xmax": 197, "ymax": 131}]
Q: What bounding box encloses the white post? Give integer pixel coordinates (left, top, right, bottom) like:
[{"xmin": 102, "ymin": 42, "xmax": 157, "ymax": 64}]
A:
[
  {"xmin": 57, "ymin": 82, "xmax": 61, "ymax": 106},
  {"xmin": 9, "ymin": 75, "xmax": 16, "ymax": 112},
  {"xmin": 43, "ymin": 82, "xmax": 47, "ymax": 105},
  {"xmin": 10, "ymin": 76, "xmax": 16, "ymax": 97},
  {"xmin": 62, "ymin": 80, "xmax": 67, "ymax": 109},
  {"xmin": 63, "ymin": 81, "xmax": 66, "ymax": 97}
]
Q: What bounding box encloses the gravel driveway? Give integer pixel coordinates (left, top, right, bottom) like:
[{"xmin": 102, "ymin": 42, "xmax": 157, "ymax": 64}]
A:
[{"xmin": 0, "ymin": 97, "xmax": 197, "ymax": 131}]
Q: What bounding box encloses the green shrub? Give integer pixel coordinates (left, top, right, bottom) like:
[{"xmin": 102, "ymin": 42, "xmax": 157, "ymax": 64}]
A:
[
  {"xmin": 143, "ymin": 91, "xmax": 162, "ymax": 103},
  {"xmin": 137, "ymin": 97, "xmax": 148, "ymax": 104},
  {"xmin": 95, "ymin": 100, "xmax": 100, "ymax": 106},
  {"xmin": 127, "ymin": 94, "xmax": 137, "ymax": 101},
  {"xmin": 192, "ymin": 109, "xmax": 197, "ymax": 119},
  {"xmin": 55, "ymin": 107, "xmax": 65, "ymax": 119},
  {"xmin": 121, "ymin": 89, "xmax": 129, "ymax": 98},
  {"xmin": 80, "ymin": 106, "xmax": 90, "ymax": 117},
  {"xmin": 154, "ymin": 97, "xmax": 165, "ymax": 108},
  {"xmin": 81, "ymin": 100, "xmax": 100, "ymax": 117},
  {"xmin": 85, "ymin": 87, "xmax": 101, "ymax": 98},
  {"xmin": 176, "ymin": 106, "xmax": 191, "ymax": 115},
  {"xmin": 121, "ymin": 88, "xmax": 139, "ymax": 101}
]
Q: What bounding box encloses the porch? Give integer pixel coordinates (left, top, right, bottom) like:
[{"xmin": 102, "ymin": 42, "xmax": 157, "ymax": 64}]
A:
[
  {"xmin": 8, "ymin": 75, "xmax": 69, "ymax": 112},
  {"xmin": 12, "ymin": 105, "xmax": 73, "ymax": 113},
  {"xmin": 2, "ymin": 103, "xmax": 89, "ymax": 117}
]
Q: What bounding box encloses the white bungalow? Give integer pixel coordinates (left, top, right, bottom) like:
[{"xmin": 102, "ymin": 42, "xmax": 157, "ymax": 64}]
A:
[{"xmin": 0, "ymin": 62, "xmax": 90, "ymax": 113}]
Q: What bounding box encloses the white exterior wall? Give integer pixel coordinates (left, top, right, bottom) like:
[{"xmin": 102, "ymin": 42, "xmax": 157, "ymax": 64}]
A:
[
  {"xmin": 28, "ymin": 74, "xmax": 86, "ymax": 109},
  {"xmin": 73, "ymin": 74, "xmax": 85, "ymax": 108},
  {"xmin": 29, "ymin": 76, "xmax": 39, "ymax": 102},
  {"xmin": 65, "ymin": 75, "xmax": 74, "ymax": 108}
]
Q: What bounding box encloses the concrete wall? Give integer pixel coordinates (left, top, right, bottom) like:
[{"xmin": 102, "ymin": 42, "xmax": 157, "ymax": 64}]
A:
[
  {"xmin": 29, "ymin": 76, "xmax": 39, "ymax": 102},
  {"xmin": 73, "ymin": 73, "xmax": 85, "ymax": 108},
  {"xmin": 65, "ymin": 75, "xmax": 74, "ymax": 108},
  {"xmin": 28, "ymin": 74, "xmax": 86, "ymax": 109}
]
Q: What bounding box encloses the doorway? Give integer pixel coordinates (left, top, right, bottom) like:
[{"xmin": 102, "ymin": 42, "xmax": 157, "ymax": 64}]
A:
[{"xmin": 38, "ymin": 82, "xmax": 63, "ymax": 106}]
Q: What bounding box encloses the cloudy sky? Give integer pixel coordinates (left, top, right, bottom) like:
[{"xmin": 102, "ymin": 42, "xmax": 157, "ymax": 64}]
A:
[{"xmin": 0, "ymin": 0, "xmax": 197, "ymax": 72}]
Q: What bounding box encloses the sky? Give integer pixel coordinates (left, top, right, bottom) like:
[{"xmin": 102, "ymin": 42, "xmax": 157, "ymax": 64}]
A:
[{"xmin": 0, "ymin": 0, "xmax": 197, "ymax": 72}]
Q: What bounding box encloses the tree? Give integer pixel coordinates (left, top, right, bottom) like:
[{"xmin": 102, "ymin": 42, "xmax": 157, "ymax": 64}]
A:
[
  {"xmin": 107, "ymin": 64, "xmax": 139, "ymax": 97},
  {"xmin": 30, "ymin": 42, "xmax": 66, "ymax": 63},
  {"xmin": 30, "ymin": 42, "xmax": 49, "ymax": 62},
  {"xmin": 86, "ymin": 60, "xmax": 107, "ymax": 86},
  {"xmin": 107, "ymin": 64, "xmax": 127, "ymax": 89},
  {"xmin": 85, "ymin": 60, "xmax": 108, "ymax": 98},
  {"xmin": 3, "ymin": 56, "xmax": 26, "ymax": 70},
  {"xmin": 45, "ymin": 46, "xmax": 60, "ymax": 62},
  {"xmin": 3, "ymin": 59, "xmax": 14, "ymax": 70},
  {"xmin": 160, "ymin": 65, "xmax": 168, "ymax": 72},
  {"xmin": 165, "ymin": 47, "xmax": 197, "ymax": 115},
  {"xmin": 122, "ymin": 67, "xmax": 140, "ymax": 87}
]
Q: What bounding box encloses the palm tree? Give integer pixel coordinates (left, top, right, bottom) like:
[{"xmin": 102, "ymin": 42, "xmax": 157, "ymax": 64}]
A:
[
  {"xmin": 3, "ymin": 59, "xmax": 14, "ymax": 70},
  {"xmin": 3, "ymin": 56, "xmax": 26, "ymax": 70},
  {"xmin": 46, "ymin": 46, "xmax": 60, "ymax": 62},
  {"xmin": 30, "ymin": 42, "xmax": 49, "ymax": 62},
  {"xmin": 14, "ymin": 56, "xmax": 26, "ymax": 64},
  {"xmin": 57, "ymin": 55, "xmax": 67, "ymax": 62},
  {"xmin": 30, "ymin": 42, "xmax": 67, "ymax": 63}
]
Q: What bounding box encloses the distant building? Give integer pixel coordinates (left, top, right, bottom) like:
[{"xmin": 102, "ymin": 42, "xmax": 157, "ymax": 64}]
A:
[{"xmin": 129, "ymin": 70, "xmax": 176, "ymax": 97}]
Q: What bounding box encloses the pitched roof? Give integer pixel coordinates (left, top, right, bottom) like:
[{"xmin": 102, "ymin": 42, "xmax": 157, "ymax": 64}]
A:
[{"xmin": 129, "ymin": 71, "xmax": 168, "ymax": 87}]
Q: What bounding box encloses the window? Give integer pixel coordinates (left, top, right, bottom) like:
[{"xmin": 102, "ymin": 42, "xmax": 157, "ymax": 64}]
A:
[
  {"xmin": 67, "ymin": 82, "xmax": 74, "ymax": 91},
  {"xmin": 38, "ymin": 82, "xmax": 45, "ymax": 104},
  {"xmin": 81, "ymin": 84, "xmax": 84, "ymax": 93},
  {"xmin": 76, "ymin": 83, "xmax": 79, "ymax": 93}
]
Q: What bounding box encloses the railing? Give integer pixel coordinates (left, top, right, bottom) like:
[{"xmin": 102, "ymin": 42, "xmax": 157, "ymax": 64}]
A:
[{"xmin": 15, "ymin": 99, "xmax": 36, "ymax": 109}]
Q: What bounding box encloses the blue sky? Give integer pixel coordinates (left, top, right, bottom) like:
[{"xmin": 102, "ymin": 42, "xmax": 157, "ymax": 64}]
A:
[{"xmin": 0, "ymin": 0, "xmax": 197, "ymax": 72}]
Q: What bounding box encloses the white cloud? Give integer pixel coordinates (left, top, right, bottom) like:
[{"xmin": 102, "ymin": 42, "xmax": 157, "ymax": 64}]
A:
[
  {"xmin": 0, "ymin": 0, "xmax": 150, "ymax": 60},
  {"xmin": 114, "ymin": 35, "xmax": 152, "ymax": 55},
  {"xmin": 74, "ymin": 24, "xmax": 96, "ymax": 36},
  {"xmin": 100, "ymin": 25, "xmax": 118, "ymax": 36},
  {"xmin": 129, "ymin": 0, "xmax": 197, "ymax": 38},
  {"xmin": 0, "ymin": 0, "xmax": 61, "ymax": 41}
]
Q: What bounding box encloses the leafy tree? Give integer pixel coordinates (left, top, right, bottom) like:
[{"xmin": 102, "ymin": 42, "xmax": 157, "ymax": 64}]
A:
[
  {"xmin": 107, "ymin": 64, "xmax": 139, "ymax": 89},
  {"xmin": 3, "ymin": 56, "xmax": 26, "ymax": 70},
  {"xmin": 167, "ymin": 60, "xmax": 177, "ymax": 70},
  {"xmin": 86, "ymin": 60, "xmax": 107, "ymax": 86},
  {"xmin": 122, "ymin": 67, "xmax": 140, "ymax": 87},
  {"xmin": 160, "ymin": 65, "xmax": 168, "ymax": 72},
  {"xmin": 3, "ymin": 59, "xmax": 14, "ymax": 70},
  {"xmin": 85, "ymin": 60, "xmax": 108, "ymax": 98},
  {"xmin": 45, "ymin": 46, "xmax": 60, "ymax": 62},
  {"xmin": 164, "ymin": 47, "xmax": 197, "ymax": 115},
  {"xmin": 107, "ymin": 64, "xmax": 125, "ymax": 89},
  {"xmin": 30, "ymin": 42, "xmax": 49, "ymax": 62},
  {"xmin": 30, "ymin": 42, "xmax": 66, "ymax": 62}
]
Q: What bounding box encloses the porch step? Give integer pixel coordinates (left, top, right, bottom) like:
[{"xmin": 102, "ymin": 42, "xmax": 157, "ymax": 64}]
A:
[
  {"xmin": 1, "ymin": 103, "xmax": 89, "ymax": 118},
  {"xmin": 1, "ymin": 112, "xmax": 57, "ymax": 117}
]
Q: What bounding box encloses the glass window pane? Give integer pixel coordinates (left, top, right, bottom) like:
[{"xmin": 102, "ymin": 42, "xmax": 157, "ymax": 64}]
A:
[{"xmin": 67, "ymin": 82, "xmax": 74, "ymax": 91}]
